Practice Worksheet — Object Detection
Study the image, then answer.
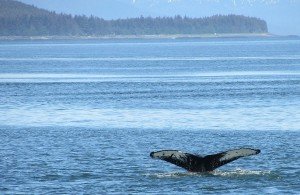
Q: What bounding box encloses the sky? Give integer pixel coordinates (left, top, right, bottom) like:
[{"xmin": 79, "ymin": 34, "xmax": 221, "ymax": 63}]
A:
[{"xmin": 19, "ymin": 0, "xmax": 300, "ymax": 35}]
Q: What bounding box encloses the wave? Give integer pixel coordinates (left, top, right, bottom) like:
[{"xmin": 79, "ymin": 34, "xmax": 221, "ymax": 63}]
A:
[
  {"xmin": 0, "ymin": 71, "xmax": 298, "ymax": 81},
  {"xmin": 146, "ymin": 169, "xmax": 278, "ymax": 179},
  {"xmin": 1, "ymin": 56, "xmax": 300, "ymax": 61},
  {"xmin": 211, "ymin": 169, "xmax": 274, "ymax": 177}
]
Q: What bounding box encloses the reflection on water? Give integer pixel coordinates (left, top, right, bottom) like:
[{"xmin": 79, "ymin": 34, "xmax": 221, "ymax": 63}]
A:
[{"xmin": 1, "ymin": 106, "xmax": 299, "ymax": 130}]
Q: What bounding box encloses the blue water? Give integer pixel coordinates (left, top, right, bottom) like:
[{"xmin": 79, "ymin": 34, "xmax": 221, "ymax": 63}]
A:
[{"xmin": 0, "ymin": 37, "xmax": 300, "ymax": 194}]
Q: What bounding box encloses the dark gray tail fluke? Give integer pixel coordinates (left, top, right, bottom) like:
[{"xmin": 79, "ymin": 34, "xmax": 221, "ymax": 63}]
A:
[
  {"xmin": 202, "ymin": 148, "xmax": 261, "ymax": 171},
  {"xmin": 150, "ymin": 150, "xmax": 202, "ymax": 171},
  {"xmin": 150, "ymin": 148, "xmax": 260, "ymax": 172}
]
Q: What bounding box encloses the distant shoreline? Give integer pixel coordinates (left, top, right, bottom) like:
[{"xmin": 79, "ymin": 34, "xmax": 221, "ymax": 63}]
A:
[{"xmin": 0, "ymin": 33, "xmax": 276, "ymax": 40}]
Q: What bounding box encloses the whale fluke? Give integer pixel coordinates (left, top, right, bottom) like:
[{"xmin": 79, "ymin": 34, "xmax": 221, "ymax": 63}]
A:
[{"xmin": 150, "ymin": 148, "xmax": 260, "ymax": 172}]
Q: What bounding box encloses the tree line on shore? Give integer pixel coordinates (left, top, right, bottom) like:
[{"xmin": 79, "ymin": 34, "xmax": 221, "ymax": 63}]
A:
[{"xmin": 0, "ymin": 0, "xmax": 268, "ymax": 36}]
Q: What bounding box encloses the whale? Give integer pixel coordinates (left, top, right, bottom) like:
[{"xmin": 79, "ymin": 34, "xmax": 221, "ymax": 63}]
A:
[{"xmin": 150, "ymin": 148, "xmax": 260, "ymax": 172}]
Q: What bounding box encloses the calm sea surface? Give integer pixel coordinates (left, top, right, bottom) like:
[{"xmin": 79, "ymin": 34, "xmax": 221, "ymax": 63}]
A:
[{"xmin": 0, "ymin": 38, "xmax": 299, "ymax": 194}]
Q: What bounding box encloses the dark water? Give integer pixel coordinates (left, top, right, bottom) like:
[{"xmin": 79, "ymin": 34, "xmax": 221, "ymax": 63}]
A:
[{"xmin": 0, "ymin": 38, "xmax": 300, "ymax": 194}]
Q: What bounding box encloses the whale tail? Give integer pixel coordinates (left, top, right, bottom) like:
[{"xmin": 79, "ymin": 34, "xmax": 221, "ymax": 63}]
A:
[
  {"xmin": 202, "ymin": 148, "xmax": 261, "ymax": 171},
  {"xmin": 150, "ymin": 148, "xmax": 260, "ymax": 172}
]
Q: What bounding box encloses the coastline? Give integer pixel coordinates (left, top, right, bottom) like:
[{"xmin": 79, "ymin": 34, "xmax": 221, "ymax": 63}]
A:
[{"xmin": 0, "ymin": 33, "xmax": 275, "ymax": 41}]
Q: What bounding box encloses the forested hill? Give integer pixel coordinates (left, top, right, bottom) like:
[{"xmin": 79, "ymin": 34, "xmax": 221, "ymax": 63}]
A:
[{"xmin": 0, "ymin": 0, "xmax": 268, "ymax": 36}]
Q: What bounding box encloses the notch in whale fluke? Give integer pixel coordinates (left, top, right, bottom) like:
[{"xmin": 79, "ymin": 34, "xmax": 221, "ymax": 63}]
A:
[{"xmin": 150, "ymin": 148, "xmax": 260, "ymax": 172}]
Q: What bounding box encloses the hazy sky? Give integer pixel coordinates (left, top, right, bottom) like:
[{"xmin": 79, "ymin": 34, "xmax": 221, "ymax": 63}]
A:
[{"xmin": 19, "ymin": 0, "xmax": 300, "ymax": 35}]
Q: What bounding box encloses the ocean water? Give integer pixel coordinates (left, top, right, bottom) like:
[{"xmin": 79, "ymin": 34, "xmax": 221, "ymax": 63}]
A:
[{"xmin": 0, "ymin": 37, "xmax": 299, "ymax": 194}]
